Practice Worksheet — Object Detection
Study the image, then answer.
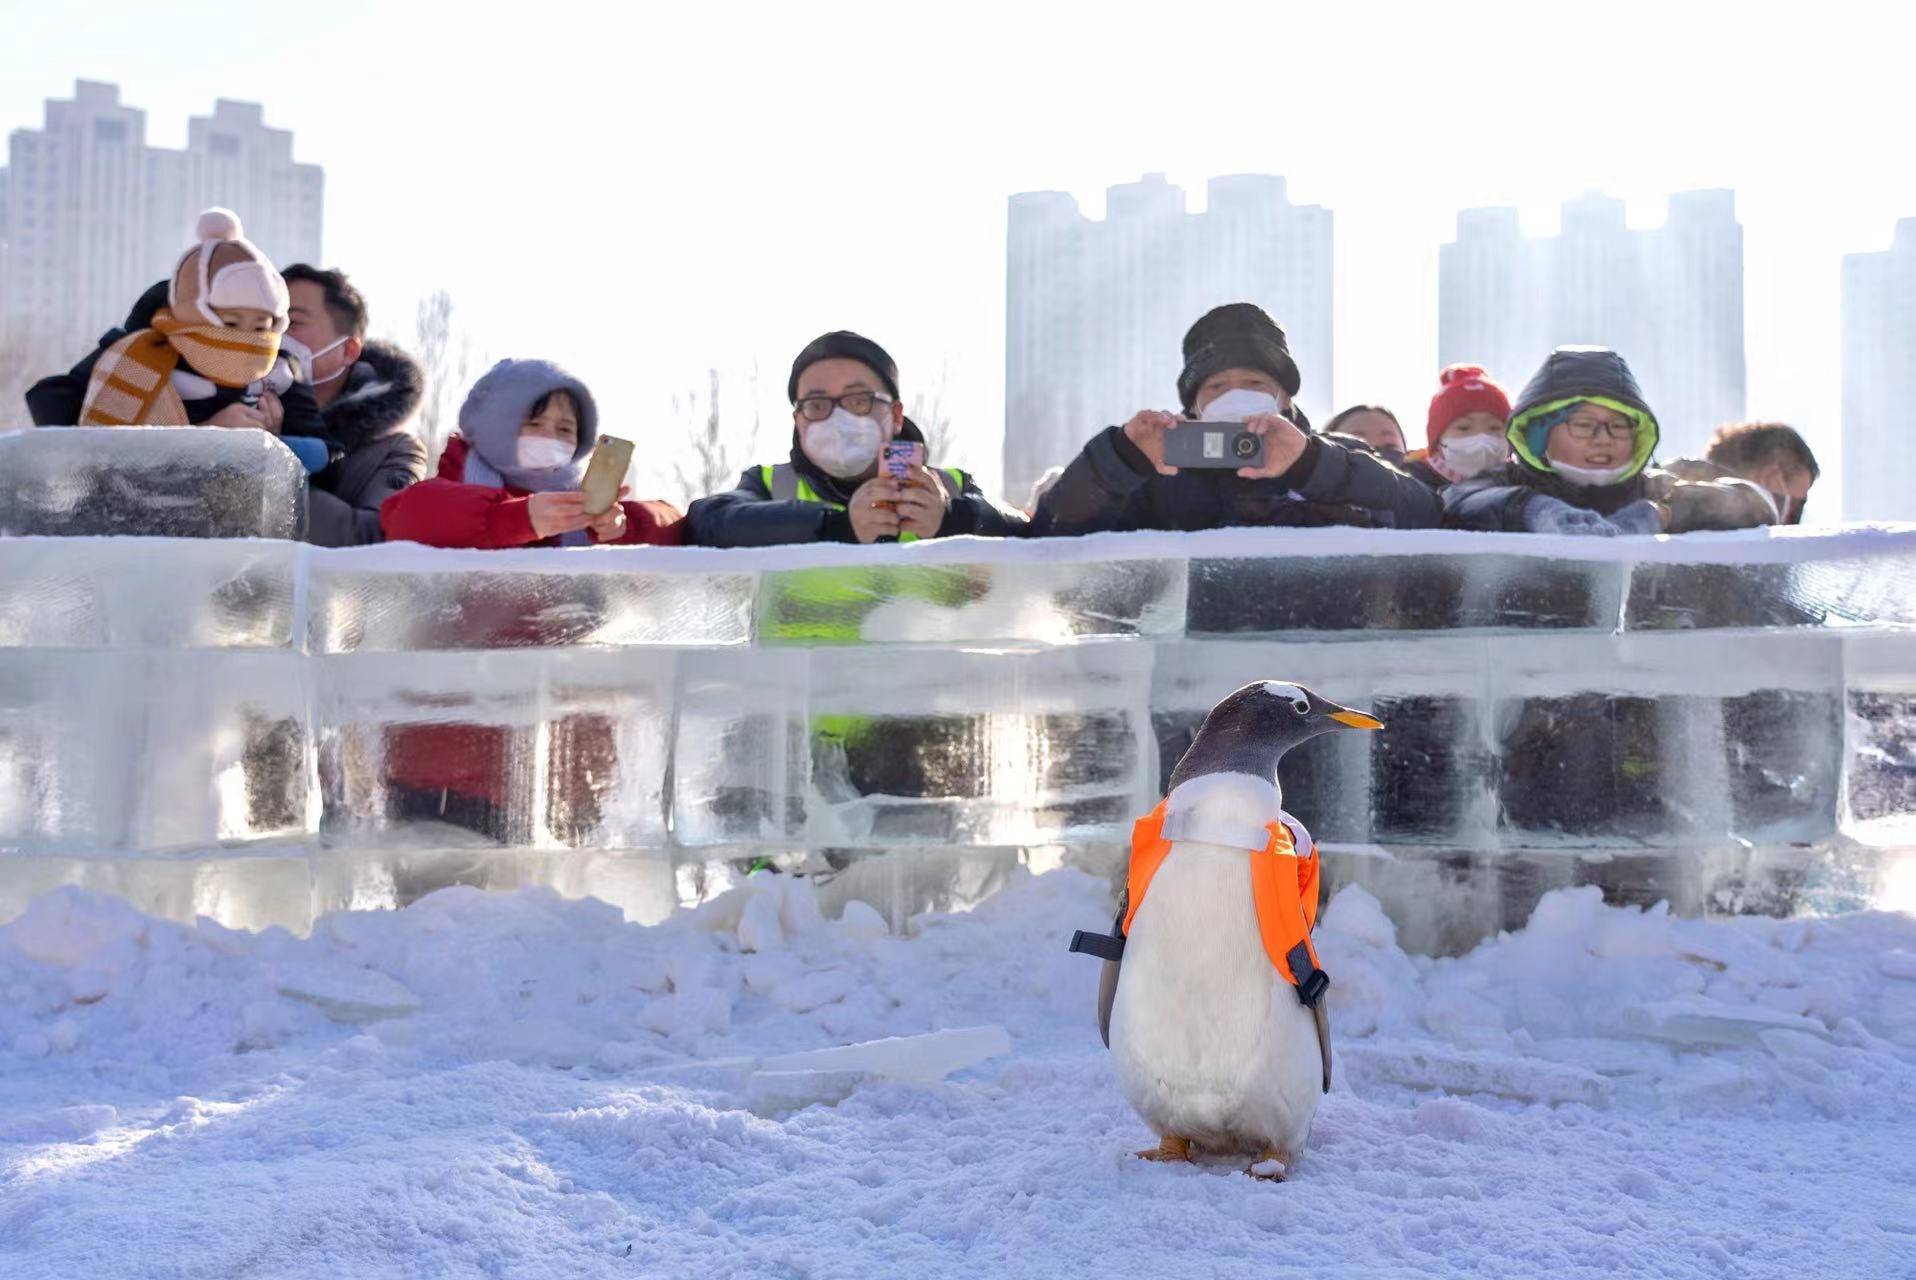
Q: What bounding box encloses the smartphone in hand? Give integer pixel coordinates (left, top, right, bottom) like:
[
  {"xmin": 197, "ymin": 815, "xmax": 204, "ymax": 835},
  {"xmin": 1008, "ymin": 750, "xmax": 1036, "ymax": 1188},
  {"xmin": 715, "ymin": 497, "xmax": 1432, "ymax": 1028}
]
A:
[
  {"xmin": 1163, "ymin": 422, "xmax": 1266, "ymax": 470},
  {"xmin": 579, "ymin": 435, "xmax": 635, "ymax": 515},
  {"xmin": 883, "ymin": 440, "xmax": 925, "ymax": 482}
]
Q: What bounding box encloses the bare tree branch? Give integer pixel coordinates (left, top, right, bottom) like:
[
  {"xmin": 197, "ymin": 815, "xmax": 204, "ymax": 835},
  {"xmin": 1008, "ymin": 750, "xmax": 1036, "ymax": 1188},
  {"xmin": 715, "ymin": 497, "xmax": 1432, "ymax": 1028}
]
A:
[
  {"xmin": 670, "ymin": 366, "xmax": 759, "ymax": 506},
  {"xmin": 413, "ymin": 290, "xmax": 474, "ymax": 466}
]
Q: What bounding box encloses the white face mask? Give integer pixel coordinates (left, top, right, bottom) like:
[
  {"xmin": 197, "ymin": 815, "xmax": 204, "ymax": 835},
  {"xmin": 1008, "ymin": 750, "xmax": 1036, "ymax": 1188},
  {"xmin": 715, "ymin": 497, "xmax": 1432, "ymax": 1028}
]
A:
[
  {"xmin": 1440, "ymin": 433, "xmax": 1508, "ymax": 478},
  {"xmin": 1551, "ymin": 459, "xmax": 1635, "ymax": 488},
  {"xmin": 282, "ymin": 334, "xmax": 350, "ymax": 386},
  {"xmin": 804, "ymin": 407, "xmax": 885, "ymax": 478},
  {"xmin": 1198, "ymin": 388, "xmax": 1281, "ymax": 423},
  {"xmin": 516, "ymin": 435, "xmax": 577, "ymax": 471}
]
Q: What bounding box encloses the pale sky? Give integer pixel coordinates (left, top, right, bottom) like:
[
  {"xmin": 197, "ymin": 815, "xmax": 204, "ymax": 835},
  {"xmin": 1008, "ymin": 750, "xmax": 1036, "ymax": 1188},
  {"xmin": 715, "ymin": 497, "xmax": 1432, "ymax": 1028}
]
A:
[{"xmin": 3, "ymin": 0, "xmax": 1910, "ymax": 510}]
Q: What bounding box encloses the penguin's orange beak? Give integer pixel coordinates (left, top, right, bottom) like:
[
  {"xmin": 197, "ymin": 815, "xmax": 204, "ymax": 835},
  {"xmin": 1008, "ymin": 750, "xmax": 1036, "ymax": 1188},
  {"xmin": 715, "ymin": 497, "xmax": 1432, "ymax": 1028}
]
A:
[{"xmin": 1329, "ymin": 708, "xmax": 1384, "ymax": 730}]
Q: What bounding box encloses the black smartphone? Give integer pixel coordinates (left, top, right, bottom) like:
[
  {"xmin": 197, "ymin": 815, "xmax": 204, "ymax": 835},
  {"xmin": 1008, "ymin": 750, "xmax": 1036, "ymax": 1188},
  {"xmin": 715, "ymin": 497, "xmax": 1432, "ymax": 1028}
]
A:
[{"xmin": 1163, "ymin": 422, "xmax": 1265, "ymax": 470}]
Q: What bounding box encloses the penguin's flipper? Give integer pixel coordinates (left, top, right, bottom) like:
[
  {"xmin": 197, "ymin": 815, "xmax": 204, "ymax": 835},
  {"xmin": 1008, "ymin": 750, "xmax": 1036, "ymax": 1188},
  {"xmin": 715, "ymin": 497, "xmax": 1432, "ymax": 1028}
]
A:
[
  {"xmin": 1097, "ymin": 956, "xmax": 1120, "ymax": 1048},
  {"xmin": 1095, "ymin": 898, "xmax": 1126, "ymax": 1048},
  {"xmin": 1313, "ymin": 999, "xmax": 1333, "ymax": 1093}
]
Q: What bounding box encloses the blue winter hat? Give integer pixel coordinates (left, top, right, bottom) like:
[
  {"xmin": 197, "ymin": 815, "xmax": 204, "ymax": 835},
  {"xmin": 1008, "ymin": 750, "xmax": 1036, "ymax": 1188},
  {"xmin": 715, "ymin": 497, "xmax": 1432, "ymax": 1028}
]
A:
[{"xmin": 457, "ymin": 358, "xmax": 599, "ymax": 493}]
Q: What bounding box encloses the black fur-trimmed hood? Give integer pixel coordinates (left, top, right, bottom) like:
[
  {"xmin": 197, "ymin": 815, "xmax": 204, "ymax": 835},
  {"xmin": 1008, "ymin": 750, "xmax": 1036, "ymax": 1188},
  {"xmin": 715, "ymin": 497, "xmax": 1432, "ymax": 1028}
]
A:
[{"xmin": 321, "ymin": 340, "xmax": 425, "ymax": 449}]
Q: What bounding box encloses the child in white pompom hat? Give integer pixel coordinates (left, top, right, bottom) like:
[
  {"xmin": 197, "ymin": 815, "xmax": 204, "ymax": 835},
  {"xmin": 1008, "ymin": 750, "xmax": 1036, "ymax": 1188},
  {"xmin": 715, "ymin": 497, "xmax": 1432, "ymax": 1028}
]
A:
[{"xmin": 77, "ymin": 208, "xmax": 327, "ymax": 462}]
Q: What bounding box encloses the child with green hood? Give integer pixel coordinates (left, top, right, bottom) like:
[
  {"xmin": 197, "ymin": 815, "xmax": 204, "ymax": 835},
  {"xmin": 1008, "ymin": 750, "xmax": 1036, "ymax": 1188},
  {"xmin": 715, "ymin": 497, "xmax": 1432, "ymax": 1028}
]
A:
[{"xmin": 1442, "ymin": 346, "xmax": 1778, "ymax": 535}]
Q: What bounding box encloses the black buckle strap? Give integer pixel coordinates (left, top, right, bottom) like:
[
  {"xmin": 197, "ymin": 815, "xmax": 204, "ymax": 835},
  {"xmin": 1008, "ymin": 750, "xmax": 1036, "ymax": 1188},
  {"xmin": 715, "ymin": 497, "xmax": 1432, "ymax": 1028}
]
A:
[
  {"xmin": 1286, "ymin": 941, "xmax": 1330, "ymax": 1007},
  {"xmin": 1069, "ymin": 929, "xmax": 1126, "ymax": 962}
]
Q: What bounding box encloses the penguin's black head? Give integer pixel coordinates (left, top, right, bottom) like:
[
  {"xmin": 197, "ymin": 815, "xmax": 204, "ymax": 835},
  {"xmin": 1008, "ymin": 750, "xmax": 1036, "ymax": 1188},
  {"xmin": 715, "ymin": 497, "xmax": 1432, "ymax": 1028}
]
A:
[{"xmin": 1167, "ymin": 680, "xmax": 1384, "ymax": 791}]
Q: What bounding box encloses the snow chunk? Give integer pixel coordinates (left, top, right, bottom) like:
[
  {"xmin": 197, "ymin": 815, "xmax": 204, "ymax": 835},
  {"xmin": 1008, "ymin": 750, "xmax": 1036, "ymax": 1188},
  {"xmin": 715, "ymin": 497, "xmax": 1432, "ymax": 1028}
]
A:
[
  {"xmin": 837, "ymin": 899, "xmax": 889, "ymax": 940},
  {"xmin": 275, "ymin": 965, "xmax": 421, "ymax": 1025},
  {"xmin": 1322, "ymin": 885, "xmax": 1397, "ymax": 949},
  {"xmin": 3, "ymin": 887, "xmax": 148, "ymax": 969}
]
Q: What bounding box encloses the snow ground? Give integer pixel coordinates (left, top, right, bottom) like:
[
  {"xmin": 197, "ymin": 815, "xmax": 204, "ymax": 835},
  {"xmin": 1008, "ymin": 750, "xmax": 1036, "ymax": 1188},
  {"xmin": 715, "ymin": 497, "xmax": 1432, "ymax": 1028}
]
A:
[{"xmin": 1, "ymin": 867, "xmax": 1913, "ymax": 1280}]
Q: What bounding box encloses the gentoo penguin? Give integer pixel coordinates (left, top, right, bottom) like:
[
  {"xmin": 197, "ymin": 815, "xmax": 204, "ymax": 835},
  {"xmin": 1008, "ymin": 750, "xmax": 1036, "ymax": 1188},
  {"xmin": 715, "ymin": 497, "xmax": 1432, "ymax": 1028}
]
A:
[{"xmin": 1070, "ymin": 681, "xmax": 1382, "ymax": 1178}]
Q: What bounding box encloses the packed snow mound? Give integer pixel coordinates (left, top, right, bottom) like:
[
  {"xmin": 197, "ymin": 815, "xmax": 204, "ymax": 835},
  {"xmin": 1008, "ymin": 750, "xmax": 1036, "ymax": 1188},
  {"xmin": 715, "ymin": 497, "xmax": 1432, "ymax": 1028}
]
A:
[{"xmin": 2, "ymin": 871, "xmax": 1913, "ymax": 1278}]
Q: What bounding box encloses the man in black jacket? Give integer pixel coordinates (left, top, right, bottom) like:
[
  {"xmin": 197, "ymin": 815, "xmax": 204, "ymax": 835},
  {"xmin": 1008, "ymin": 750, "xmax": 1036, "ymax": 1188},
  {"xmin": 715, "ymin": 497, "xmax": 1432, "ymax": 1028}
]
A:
[
  {"xmin": 280, "ymin": 265, "xmax": 428, "ymax": 546},
  {"xmin": 687, "ymin": 330, "xmax": 1025, "ymax": 546},
  {"xmin": 1443, "ymin": 346, "xmax": 1777, "ymax": 535},
  {"xmin": 1031, "ymin": 303, "xmax": 1441, "ymax": 535}
]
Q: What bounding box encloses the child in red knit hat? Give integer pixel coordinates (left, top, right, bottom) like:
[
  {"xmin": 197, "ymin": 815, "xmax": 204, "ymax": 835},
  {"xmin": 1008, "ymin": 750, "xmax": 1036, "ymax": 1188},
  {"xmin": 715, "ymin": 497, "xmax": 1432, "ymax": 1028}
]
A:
[{"xmin": 1406, "ymin": 364, "xmax": 1512, "ymax": 489}]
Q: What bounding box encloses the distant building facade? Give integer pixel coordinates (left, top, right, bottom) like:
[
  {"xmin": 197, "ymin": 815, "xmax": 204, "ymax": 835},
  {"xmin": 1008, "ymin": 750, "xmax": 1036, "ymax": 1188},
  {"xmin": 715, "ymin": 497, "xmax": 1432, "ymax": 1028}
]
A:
[
  {"xmin": 1004, "ymin": 173, "xmax": 1333, "ymax": 503},
  {"xmin": 0, "ymin": 80, "xmax": 323, "ymax": 344},
  {"xmin": 1843, "ymin": 219, "xmax": 1916, "ymax": 522},
  {"xmin": 1439, "ymin": 190, "xmax": 1745, "ymax": 460}
]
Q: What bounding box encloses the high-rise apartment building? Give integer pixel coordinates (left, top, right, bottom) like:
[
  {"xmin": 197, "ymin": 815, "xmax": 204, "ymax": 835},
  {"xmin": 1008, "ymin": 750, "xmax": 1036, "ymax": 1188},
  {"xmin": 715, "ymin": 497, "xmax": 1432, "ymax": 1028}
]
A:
[
  {"xmin": 1439, "ymin": 190, "xmax": 1745, "ymax": 460},
  {"xmin": 1, "ymin": 81, "xmax": 322, "ymax": 344},
  {"xmin": 1842, "ymin": 219, "xmax": 1916, "ymax": 522}
]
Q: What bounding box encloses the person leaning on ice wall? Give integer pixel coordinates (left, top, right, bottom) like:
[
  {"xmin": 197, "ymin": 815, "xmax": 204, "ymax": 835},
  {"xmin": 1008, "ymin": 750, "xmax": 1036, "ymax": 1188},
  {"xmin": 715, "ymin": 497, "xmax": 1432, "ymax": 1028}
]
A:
[
  {"xmin": 685, "ymin": 330, "xmax": 1025, "ymax": 547},
  {"xmin": 274, "ymin": 265, "xmax": 430, "ymax": 546},
  {"xmin": 380, "ymin": 358, "xmax": 683, "ymax": 548},
  {"xmin": 1666, "ymin": 421, "xmax": 1821, "ymax": 526},
  {"xmin": 1441, "ymin": 346, "xmax": 1782, "ymax": 535},
  {"xmin": 22, "ymin": 210, "xmax": 429, "ymax": 548},
  {"xmin": 1403, "ymin": 364, "xmax": 1513, "ymax": 492},
  {"xmin": 1029, "ymin": 303, "xmax": 1442, "ymax": 536}
]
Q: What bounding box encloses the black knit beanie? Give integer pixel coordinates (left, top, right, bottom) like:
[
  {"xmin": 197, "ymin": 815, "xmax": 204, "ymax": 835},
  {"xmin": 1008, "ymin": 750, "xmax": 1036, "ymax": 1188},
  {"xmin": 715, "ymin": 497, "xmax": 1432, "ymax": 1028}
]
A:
[
  {"xmin": 787, "ymin": 331, "xmax": 900, "ymax": 403},
  {"xmin": 1176, "ymin": 303, "xmax": 1302, "ymax": 414}
]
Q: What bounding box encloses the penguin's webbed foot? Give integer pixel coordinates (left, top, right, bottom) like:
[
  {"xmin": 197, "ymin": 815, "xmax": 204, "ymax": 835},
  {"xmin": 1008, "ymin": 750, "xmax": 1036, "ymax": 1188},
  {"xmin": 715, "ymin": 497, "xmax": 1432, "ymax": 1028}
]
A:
[
  {"xmin": 1247, "ymin": 1148, "xmax": 1290, "ymax": 1181},
  {"xmin": 1136, "ymin": 1135, "xmax": 1192, "ymax": 1163}
]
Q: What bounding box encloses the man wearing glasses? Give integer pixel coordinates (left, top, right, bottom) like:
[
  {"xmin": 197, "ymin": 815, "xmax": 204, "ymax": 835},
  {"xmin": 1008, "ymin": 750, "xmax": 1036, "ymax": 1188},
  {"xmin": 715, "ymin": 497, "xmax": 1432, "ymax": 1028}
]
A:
[
  {"xmin": 686, "ymin": 330, "xmax": 1025, "ymax": 546},
  {"xmin": 1443, "ymin": 346, "xmax": 1779, "ymax": 535}
]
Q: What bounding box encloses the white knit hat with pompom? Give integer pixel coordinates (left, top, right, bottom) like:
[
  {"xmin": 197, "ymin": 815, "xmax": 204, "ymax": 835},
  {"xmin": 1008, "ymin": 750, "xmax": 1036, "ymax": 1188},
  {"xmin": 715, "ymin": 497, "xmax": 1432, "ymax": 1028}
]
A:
[{"xmin": 170, "ymin": 207, "xmax": 290, "ymax": 329}]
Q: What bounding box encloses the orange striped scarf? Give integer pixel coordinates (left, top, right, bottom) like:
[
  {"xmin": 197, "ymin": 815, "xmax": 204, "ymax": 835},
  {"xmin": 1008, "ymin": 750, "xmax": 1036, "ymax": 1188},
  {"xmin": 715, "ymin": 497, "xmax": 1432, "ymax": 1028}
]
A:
[{"xmin": 78, "ymin": 309, "xmax": 282, "ymax": 427}]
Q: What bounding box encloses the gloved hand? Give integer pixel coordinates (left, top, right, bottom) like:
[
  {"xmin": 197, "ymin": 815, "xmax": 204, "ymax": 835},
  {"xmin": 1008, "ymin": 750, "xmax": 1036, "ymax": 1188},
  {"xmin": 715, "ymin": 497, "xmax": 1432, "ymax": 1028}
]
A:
[
  {"xmin": 1524, "ymin": 494, "xmax": 1618, "ymax": 536},
  {"xmin": 1607, "ymin": 498, "xmax": 1667, "ymax": 536}
]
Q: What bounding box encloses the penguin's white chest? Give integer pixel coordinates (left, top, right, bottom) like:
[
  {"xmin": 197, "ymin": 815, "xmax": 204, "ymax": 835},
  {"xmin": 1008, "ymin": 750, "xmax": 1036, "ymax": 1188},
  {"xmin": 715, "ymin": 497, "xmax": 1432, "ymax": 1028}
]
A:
[{"xmin": 1108, "ymin": 840, "xmax": 1322, "ymax": 1154}]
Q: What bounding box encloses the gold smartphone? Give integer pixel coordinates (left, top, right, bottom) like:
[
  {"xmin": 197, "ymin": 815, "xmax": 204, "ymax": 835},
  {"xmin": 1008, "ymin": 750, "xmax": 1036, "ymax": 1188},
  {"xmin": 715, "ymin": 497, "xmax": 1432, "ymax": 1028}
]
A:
[{"xmin": 579, "ymin": 435, "xmax": 634, "ymax": 515}]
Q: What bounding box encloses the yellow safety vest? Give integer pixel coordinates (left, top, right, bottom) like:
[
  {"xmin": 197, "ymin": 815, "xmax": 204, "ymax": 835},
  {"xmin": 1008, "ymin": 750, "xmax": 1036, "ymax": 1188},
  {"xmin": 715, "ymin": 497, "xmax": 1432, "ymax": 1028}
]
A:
[{"xmin": 753, "ymin": 462, "xmax": 976, "ymax": 645}]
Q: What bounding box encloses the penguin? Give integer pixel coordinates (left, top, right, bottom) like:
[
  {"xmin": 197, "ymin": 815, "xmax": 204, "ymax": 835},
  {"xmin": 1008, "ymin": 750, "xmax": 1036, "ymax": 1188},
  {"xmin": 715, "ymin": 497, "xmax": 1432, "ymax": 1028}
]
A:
[{"xmin": 1073, "ymin": 680, "xmax": 1382, "ymax": 1179}]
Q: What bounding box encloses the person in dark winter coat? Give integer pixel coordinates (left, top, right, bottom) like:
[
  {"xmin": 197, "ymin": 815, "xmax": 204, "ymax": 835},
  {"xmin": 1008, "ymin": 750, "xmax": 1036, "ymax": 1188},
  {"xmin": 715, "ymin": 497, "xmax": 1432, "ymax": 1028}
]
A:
[
  {"xmin": 27, "ymin": 211, "xmax": 325, "ymax": 443},
  {"xmin": 687, "ymin": 330, "xmax": 1025, "ymax": 546},
  {"xmin": 1031, "ymin": 303, "xmax": 1441, "ymax": 535},
  {"xmin": 1666, "ymin": 420, "xmax": 1821, "ymax": 525},
  {"xmin": 278, "ymin": 265, "xmax": 429, "ymax": 546},
  {"xmin": 380, "ymin": 358, "xmax": 682, "ymax": 548},
  {"xmin": 1443, "ymin": 346, "xmax": 1778, "ymax": 535},
  {"xmin": 1403, "ymin": 364, "xmax": 1513, "ymax": 491}
]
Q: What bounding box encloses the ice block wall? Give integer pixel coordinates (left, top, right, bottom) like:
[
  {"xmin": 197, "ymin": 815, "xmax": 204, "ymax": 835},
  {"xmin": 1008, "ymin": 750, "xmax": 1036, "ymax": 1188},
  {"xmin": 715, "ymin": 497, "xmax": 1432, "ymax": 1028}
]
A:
[{"xmin": 3, "ymin": 440, "xmax": 1914, "ymax": 942}]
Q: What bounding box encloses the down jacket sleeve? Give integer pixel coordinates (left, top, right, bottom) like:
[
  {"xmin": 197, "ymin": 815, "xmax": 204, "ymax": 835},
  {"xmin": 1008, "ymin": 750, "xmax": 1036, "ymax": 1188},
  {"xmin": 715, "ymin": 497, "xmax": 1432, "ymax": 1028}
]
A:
[
  {"xmin": 380, "ymin": 477, "xmax": 542, "ymax": 549},
  {"xmin": 1287, "ymin": 435, "xmax": 1443, "ymax": 529},
  {"xmin": 935, "ymin": 470, "xmax": 1028, "ymax": 538},
  {"xmin": 685, "ymin": 468, "xmax": 858, "ymax": 547},
  {"xmin": 1442, "ymin": 477, "xmax": 1536, "ymax": 531},
  {"xmin": 307, "ymin": 434, "xmax": 430, "ymax": 548},
  {"xmin": 1030, "ymin": 426, "xmax": 1156, "ymax": 536}
]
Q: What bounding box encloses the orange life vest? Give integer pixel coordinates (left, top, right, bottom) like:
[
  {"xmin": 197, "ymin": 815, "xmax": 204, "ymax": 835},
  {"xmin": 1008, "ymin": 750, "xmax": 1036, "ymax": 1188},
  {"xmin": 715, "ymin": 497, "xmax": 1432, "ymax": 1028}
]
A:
[{"xmin": 1123, "ymin": 798, "xmax": 1324, "ymax": 991}]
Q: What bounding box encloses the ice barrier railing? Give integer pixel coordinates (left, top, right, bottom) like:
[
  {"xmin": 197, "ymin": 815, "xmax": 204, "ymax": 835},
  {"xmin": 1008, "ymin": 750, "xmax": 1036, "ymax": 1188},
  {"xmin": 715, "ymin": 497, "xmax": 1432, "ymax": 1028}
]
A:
[{"xmin": 4, "ymin": 426, "xmax": 1916, "ymax": 926}]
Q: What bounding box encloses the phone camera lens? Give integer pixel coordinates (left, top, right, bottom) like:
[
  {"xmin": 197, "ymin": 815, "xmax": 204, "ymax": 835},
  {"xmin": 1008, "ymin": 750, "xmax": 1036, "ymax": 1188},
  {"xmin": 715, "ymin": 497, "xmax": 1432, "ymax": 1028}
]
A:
[{"xmin": 1233, "ymin": 433, "xmax": 1258, "ymax": 458}]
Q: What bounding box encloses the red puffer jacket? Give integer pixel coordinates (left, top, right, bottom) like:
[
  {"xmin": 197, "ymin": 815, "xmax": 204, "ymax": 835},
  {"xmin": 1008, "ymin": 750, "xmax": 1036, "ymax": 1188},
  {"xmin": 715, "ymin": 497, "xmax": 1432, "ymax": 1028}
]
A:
[{"xmin": 380, "ymin": 435, "xmax": 684, "ymax": 548}]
